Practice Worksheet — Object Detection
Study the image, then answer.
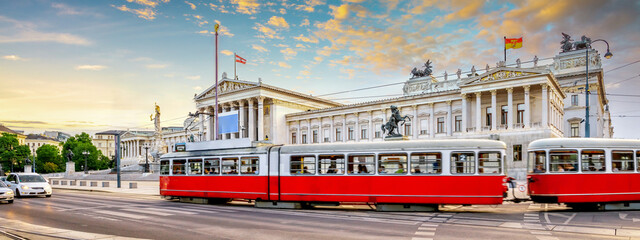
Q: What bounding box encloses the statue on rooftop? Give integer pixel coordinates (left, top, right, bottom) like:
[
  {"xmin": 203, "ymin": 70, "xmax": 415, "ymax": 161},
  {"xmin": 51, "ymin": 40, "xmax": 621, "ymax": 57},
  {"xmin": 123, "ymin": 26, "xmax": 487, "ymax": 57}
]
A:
[
  {"xmin": 561, "ymin": 33, "xmax": 573, "ymax": 52},
  {"xmin": 516, "ymin": 58, "xmax": 521, "ymax": 68},
  {"xmin": 533, "ymin": 55, "xmax": 539, "ymax": 67},
  {"xmin": 456, "ymin": 68, "xmax": 462, "ymax": 79},
  {"xmin": 410, "ymin": 60, "xmax": 433, "ymax": 79},
  {"xmin": 444, "ymin": 71, "xmax": 448, "ymax": 81},
  {"xmin": 471, "ymin": 65, "xmax": 476, "ymax": 76}
]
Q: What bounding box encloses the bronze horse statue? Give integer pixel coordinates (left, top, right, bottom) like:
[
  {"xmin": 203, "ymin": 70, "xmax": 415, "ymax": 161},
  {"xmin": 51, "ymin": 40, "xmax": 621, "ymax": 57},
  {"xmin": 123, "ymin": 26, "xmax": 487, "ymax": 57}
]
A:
[{"xmin": 381, "ymin": 105, "xmax": 411, "ymax": 137}]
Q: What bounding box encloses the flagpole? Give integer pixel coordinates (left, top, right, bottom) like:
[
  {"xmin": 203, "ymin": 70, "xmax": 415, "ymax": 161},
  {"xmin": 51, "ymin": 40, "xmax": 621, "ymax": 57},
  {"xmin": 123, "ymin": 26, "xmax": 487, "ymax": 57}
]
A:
[
  {"xmin": 503, "ymin": 36, "xmax": 507, "ymax": 63},
  {"xmin": 234, "ymin": 52, "xmax": 237, "ymax": 80},
  {"xmin": 214, "ymin": 24, "xmax": 220, "ymax": 141}
]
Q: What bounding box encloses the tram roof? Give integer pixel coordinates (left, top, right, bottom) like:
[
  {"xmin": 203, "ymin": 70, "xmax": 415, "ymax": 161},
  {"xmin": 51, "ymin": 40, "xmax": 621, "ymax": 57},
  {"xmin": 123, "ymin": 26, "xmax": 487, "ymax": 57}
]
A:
[
  {"xmin": 280, "ymin": 139, "xmax": 506, "ymax": 154},
  {"xmin": 529, "ymin": 138, "xmax": 640, "ymax": 150}
]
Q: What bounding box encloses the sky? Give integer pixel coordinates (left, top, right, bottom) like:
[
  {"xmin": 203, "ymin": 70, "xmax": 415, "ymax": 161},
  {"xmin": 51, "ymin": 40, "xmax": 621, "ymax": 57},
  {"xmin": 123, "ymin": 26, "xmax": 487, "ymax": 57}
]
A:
[{"xmin": 1, "ymin": 0, "xmax": 640, "ymax": 138}]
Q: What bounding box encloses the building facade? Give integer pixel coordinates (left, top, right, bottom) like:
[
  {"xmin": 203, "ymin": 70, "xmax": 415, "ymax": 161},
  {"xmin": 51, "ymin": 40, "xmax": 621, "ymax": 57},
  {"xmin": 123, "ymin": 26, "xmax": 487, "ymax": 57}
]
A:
[
  {"xmin": 25, "ymin": 134, "xmax": 62, "ymax": 156},
  {"xmin": 93, "ymin": 132, "xmax": 117, "ymax": 159},
  {"xmin": 0, "ymin": 124, "xmax": 26, "ymax": 145}
]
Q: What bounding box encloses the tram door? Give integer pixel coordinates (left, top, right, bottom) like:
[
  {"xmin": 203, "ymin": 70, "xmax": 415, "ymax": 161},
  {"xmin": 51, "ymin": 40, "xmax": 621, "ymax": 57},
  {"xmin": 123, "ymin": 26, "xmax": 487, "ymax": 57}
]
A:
[{"xmin": 267, "ymin": 146, "xmax": 282, "ymax": 201}]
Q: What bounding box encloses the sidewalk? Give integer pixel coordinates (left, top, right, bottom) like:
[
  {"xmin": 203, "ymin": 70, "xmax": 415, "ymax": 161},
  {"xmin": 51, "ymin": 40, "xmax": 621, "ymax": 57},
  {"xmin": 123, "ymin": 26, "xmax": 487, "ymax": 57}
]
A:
[{"xmin": 46, "ymin": 172, "xmax": 160, "ymax": 196}]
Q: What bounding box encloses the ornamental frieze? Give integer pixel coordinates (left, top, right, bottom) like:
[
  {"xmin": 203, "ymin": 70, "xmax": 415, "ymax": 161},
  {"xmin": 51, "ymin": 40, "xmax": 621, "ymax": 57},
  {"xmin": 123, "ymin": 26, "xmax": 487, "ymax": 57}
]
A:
[
  {"xmin": 480, "ymin": 71, "xmax": 533, "ymax": 82},
  {"xmin": 553, "ymin": 53, "xmax": 601, "ymax": 71}
]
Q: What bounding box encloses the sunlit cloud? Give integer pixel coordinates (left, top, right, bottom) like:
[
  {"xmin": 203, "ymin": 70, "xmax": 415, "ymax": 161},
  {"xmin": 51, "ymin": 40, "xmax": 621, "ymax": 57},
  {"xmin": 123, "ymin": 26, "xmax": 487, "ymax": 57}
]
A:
[
  {"xmin": 268, "ymin": 16, "xmax": 289, "ymax": 28},
  {"xmin": 278, "ymin": 62, "xmax": 291, "ymax": 68},
  {"xmin": 300, "ymin": 19, "xmax": 310, "ymax": 27},
  {"xmin": 185, "ymin": 1, "xmax": 196, "ymax": 10},
  {"xmin": 186, "ymin": 75, "xmax": 201, "ymax": 80},
  {"xmin": 75, "ymin": 65, "xmax": 107, "ymax": 71},
  {"xmin": 0, "ymin": 16, "xmax": 91, "ymax": 45},
  {"xmin": 294, "ymin": 34, "xmax": 319, "ymax": 43},
  {"xmin": 112, "ymin": 5, "xmax": 156, "ymax": 20},
  {"xmin": 252, "ymin": 44, "xmax": 268, "ymax": 52},
  {"xmin": 146, "ymin": 64, "xmax": 168, "ymax": 69},
  {"xmin": 281, "ymin": 48, "xmax": 297, "ymax": 60},
  {"xmin": 221, "ymin": 50, "xmax": 233, "ymax": 56},
  {"xmin": 3, "ymin": 55, "xmax": 25, "ymax": 61},
  {"xmin": 231, "ymin": 0, "xmax": 260, "ymax": 15}
]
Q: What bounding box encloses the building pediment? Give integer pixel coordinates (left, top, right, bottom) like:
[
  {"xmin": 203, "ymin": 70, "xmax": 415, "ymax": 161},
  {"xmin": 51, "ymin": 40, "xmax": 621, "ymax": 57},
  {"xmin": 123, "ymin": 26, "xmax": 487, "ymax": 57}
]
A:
[
  {"xmin": 195, "ymin": 78, "xmax": 259, "ymax": 100},
  {"xmin": 461, "ymin": 67, "xmax": 546, "ymax": 86}
]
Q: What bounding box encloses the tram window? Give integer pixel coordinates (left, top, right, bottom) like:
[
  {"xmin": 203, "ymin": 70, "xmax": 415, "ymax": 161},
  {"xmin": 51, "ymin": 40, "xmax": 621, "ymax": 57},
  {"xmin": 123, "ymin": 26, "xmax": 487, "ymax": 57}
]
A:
[
  {"xmin": 188, "ymin": 159, "xmax": 203, "ymax": 175},
  {"xmin": 612, "ymin": 151, "xmax": 634, "ymax": 172},
  {"xmin": 478, "ymin": 152, "xmax": 501, "ymax": 174},
  {"xmin": 348, "ymin": 155, "xmax": 375, "ymax": 174},
  {"xmin": 160, "ymin": 160, "xmax": 170, "ymax": 175},
  {"xmin": 221, "ymin": 157, "xmax": 239, "ymax": 175},
  {"xmin": 172, "ymin": 159, "xmax": 186, "ymax": 175},
  {"xmin": 581, "ymin": 150, "xmax": 605, "ymax": 172},
  {"xmin": 410, "ymin": 153, "xmax": 441, "ymax": 174},
  {"xmin": 241, "ymin": 157, "xmax": 259, "ymax": 174},
  {"xmin": 549, "ymin": 150, "xmax": 578, "ymax": 172},
  {"xmin": 637, "ymin": 151, "xmax": 640, "ymax": 172},
  {"xmin": 528, "ymin": 151, "xmax": 546, "ymax": 173},
  {"xmin": 291, "ymin": 155, "xmax": 316, "ymax": 175},
  {"xmin": 204, "ymin": 158, "xmax": 220, "ymax": 174},
  {"xmin": 319, "ymin": 155, "xmax": 345, "ymax": 174},
  {"xmin": 378, "ymin": 154, "xmax": 407, "ymax": 175},
  {"xmin": 451, "ymin": 152, "xmax": 475, "ymax": 174}
]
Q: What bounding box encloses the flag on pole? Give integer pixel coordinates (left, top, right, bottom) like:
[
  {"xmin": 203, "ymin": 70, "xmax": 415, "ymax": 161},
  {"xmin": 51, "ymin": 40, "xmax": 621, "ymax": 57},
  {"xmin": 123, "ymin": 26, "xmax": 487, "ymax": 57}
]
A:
[
  {"xmin": 235, "ymin": 54, "xmax": 246, "ymax": 64},
  {"xmin": 505, "ymin": 37, "xmax": 523, "ymax": 49}
]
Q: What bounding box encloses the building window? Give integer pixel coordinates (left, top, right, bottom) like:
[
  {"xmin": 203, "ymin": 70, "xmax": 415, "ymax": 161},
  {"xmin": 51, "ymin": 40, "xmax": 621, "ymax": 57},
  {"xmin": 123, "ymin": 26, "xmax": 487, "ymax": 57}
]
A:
[
  {"xmin": 420, "ymin": 119, "xmax": 428, "ymax": 135},
  {"xmin": 437, "ymin": 117, "xmax": 444, "ymax": 133},
  {"xmin": 291, "ymin": 132, "xmax": 297, "ymax": 144},
  {"xmin": 404, "ymin": 123, "xmax": 411, "ymax": 136},
  {"xmin": 323, "ymin": 129, "xmax": 330, "ymax": 142},
  {"xmin": 312, "ymin": 130, "xmax": 318, "ymax": 143},
  {"xmin": 501, "ymin": 105, "xmax": 508, "ymax": 125},
  {"xmin": 454, "ymin": 115, "xmax": 462, "ymax": 132},
  {"xmin": 571, "ymin": 122, "xmax": 580, "ymax": 137},
  {"xmin": 361, "ymin": 126, "xmax": 367, "ymax": 139},
  {"xmin": 571, "ymin": 95, "xmax": 579, "ymax": 106},
  {"xmin": 348, "ymin": 126, "xmax": 354, "ymax": 140},
  {"xmin": 335, "ymin": 128, "xmax": 342, "ymax": 141},
  {"xmin": 517, "ymin": 104, "xmax": 524, "ymax": 124},
  {"xmin": 486, "ymin": 107, "xmax": 492, "ymax": 126},
  {"xmin": 302, "ymin": 132, "xmax": 307, "ymax": 144},
  {"xmin": 375, "ymin": 124, "xmax": 382, "ymax": 138},
  {"xmin": 513, "ymin": 144, "xmax": 522, "ymax": 161}
]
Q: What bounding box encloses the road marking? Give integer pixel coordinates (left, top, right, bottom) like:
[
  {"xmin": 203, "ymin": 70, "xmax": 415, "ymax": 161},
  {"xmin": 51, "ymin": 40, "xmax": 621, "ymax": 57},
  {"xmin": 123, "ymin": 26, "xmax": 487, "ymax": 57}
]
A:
[
  {"xmin": 415, "ymin": 232, "xmax": 435, "ymax": 236},
  {"xmin": 120, "ymin": 208, "xmax": 175, "ymax": 216},
  {"xmin": 95, "ymin": 210, "xmax": 148, "ymax": 219},
  {"xmin": 139, "ymin": 207, "xmax": 199, "ymax": 215},
  {"xmin": 413, "ymin": 222, "xmax": 438, "ymax": 240}
]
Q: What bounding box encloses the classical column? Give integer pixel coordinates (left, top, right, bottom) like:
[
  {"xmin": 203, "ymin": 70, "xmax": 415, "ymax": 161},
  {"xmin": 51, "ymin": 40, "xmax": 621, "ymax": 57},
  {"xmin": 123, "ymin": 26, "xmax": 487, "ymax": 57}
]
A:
[
  {"xmin": 475, "ymin": 92, "xmax": 482, "ymax": 132},
  {"xmin": 318, "ymin": 117, "xmax": 323, "ymax": 143},
  {"xmin": 342, "ymin": 114, "xmax": 347, "ymax": 142},
  {"xmin": 231, "ymin": 103, "xmax": 238, "ymax": 139},
  {"xmin": 239, "ymin": 100, "xmax": 246, "ymax": 138},
  {"xmin": 461, "ymin": 94, "xmax": 467, "ymax": 132},
  {"xmin": 257, "ymin": 97, "xmax": 265, "ymax": 141},
  {"xmin": 368, "ymin": 111, "xmax": 373, "ymax": 141},
  {"xmin": 354, "ymin": 112, "xmax": 360, "ymax": 142},
  {"xmin": 429, "ymin": 103, "xmax": 435, "ymax": 138},
  {"xmin": 307, "ymin": 119, "xmax": 312, "ymax": 143},
  {"xmin": 296, "ymin": 120, "xmax": 301, "ymax": 144},
  {"xmin": 491, "ymin": 90, "xmax": 497, "ymax": 131},
  {"xmin": 446, "ymin": 101, "xmax": 453, "ymax": 136},
  {"xmin": 330, "ymin": 116, "xmax": 335, "ymax": 143},
  {"xmin": 198, "ymin": 108, "xmax": 205, "ymax": 141},
  {"xmin": 507, "ymin": 88, "xmax": 514, "ymax": 129},
  {"xmin": 135, "ymin": 140, "xmax": 139, "ymax": 157},
  {"xmin": 248, "ymin": 99, "xmax": 256, "ymax": 141},
  {"xmin": 541, "ymin": 84, "xmax": 548, "ymax": 127},
  {"xmin": 524, "ymin": 85, "xmax": 531, "ymax": 128}
]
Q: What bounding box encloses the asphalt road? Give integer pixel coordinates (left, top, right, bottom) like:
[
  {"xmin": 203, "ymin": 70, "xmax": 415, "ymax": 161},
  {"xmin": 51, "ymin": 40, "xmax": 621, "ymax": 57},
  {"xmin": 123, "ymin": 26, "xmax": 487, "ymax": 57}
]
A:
[{"xmin": 0, "ymin": 190, "xmax": 639, "ymax": 240}]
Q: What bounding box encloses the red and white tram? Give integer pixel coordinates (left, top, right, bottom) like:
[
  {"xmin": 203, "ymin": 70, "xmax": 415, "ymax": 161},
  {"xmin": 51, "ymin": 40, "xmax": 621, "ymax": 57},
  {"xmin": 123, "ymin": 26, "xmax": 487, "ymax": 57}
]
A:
[
  {"xmin": 160, "ymin": 139, "xmax": 508, "ymax": 208},
  {"xmin": 527, "ymin": 138, "xmax": 640, "ymax": 209}
]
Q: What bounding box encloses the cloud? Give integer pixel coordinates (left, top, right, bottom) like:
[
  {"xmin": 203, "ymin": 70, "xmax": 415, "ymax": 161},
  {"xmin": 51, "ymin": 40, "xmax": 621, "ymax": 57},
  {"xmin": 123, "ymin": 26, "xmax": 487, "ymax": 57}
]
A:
[
  {"xmin": 294, "ymin": 34, "xmax": 319, "ymax": 43},
  {"xmin": 221, "ymin": 50, "xmax": 234, "ymax": 56},
  {"xmin": 185, "ymin": 1, "xmax": 196, "ymax": 10},
  {"xmin": 145, "ymin": 64, "xmax": 168, "ymax": 69},
  {"xmin": 300, "ymin": 70, "xmax": 311, "ymax": 76},
  {"xmin": 268, "ymin": 16, "xmax": 289, "ymax": 28},
  {"xmin": 75, "ymin": 65, "xmax": 107, "ymax": 71},
  {"xmin": 186, "ymin": 75, "xmax": 201, "ymax": 80},
  {"xmin": 197, "ymin": 23, "xmax": 235, "ymax": 37},
  {"xmin": 253, "ymin": 23, "xmax": 282, "ymax": 39},
  {"xmin": 126, "ymin": 0, "xmax": 163, "ymax": 8},
  {"xmin": 193, "ymin": 86, "xmax": 202, "ymax": 91},
  {"xmin": 281, "ymin": 48, "xmax": 297, "ymax": 60},
  {"xmin": 252, "ymin": 44, "xmax": 268, "ymax": 52},
  {"xmin": 112, "ymin": 5, "xmax": 156, "ymax": 20},
  {"xmin": 291, "ymin": 0, "xmax": 325, "ymax": 12},
  {"xmin": 278, "ymin": 62, "xmax": 291, "ymax": 68},
  {"xmin": 231, "ymin": 0, "xmax": 260, "ymax": 14},
  {"xmin": 0, "ymin": 16, "xmax": 91, "ymax": 45},
  {"xmin": 3, "ymin": 55, "xmax": 25, "ymax": 61},
  {"xmin": 300, "ymin": 19, "xmax": 310, "ymax": 27},
  {"xmin": 51, "ymin": 2, "xmax": 95, "ymax": 16},
  {"xmin": 279, "ymin": 8, "xmax": 286, "ymax": 14}
]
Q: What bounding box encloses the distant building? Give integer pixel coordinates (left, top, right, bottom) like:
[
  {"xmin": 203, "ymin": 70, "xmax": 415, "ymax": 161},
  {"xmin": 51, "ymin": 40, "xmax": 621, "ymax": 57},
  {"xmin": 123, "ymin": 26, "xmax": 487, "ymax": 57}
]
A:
[
  {"xmin": 43, "ymin": 131, "xmax": 72, "ymax": 142},
  {"xmin": 93, "ymin": 131, "xmax": 118, "ymax": 159},
  {"xmin": 0, "ymin": 124, "xmax": 27, "ymax": 145},
  {"xmin": 25, "ymin": 134, "xmax": 62, "ymax": 156}
]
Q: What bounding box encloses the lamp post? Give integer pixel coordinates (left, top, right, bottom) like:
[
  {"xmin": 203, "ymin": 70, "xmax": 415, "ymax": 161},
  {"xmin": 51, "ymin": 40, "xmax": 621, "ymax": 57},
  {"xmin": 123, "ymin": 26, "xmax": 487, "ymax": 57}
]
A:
[
  {"xmin": 143, "ymin": 143, "xmax": 150, "ymax": 173},
  {"xmin": 584, "ymin": 39, "xmax": 612, "ymax": 138},
  {"xmin": 82, "ymin": 151, "xmax": 89, "ymax": 174}
]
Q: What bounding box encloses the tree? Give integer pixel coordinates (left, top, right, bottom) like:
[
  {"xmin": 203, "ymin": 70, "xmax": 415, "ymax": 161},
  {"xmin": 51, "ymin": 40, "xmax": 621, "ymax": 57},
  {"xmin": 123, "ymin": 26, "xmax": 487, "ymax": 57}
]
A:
[
  {"xmin": 63, "ymin": 133, "xmax": 110, "ymax": 172},
  {"xmin": 0, "ymin": 133, "xmax": 22, "ymax": 173},
  {"xmin": 36, "ymin": 144, "xmax": 64, "ymax": 173}
]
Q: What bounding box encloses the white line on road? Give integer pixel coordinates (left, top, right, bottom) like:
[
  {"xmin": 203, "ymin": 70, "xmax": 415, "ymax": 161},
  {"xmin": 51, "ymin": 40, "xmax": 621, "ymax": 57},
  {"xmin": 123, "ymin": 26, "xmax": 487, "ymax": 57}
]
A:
[
  {"xmin": 139, "ymin": 207, "xmax": 199, "ymax": 215},
  {"xmin": 120, "ymin": 208, "xmax": 175, "ymax": 216},
  {"xmin": 94, "ymin": 210, "xmax": 149, "ymax": 219}
]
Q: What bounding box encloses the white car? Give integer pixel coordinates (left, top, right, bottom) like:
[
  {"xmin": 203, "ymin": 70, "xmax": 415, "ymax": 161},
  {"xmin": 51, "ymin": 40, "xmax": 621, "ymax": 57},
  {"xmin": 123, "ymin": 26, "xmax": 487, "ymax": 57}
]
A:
[
  {"xmin": 4, "ymin": 173, "xmax": 52, "ymax": 198},
  {"xmin": 0, "ymin": 181, "xmax": 14, "ymax": 203}
]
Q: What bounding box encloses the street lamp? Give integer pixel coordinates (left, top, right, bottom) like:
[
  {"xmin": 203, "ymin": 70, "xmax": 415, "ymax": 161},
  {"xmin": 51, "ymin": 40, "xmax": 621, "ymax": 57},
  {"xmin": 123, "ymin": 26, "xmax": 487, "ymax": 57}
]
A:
[
  {"xmin": 82, "ymin": 151, "xmax": 89, "ymax": 174},
  {"xmin": 143, "ymin": 143, "xmax": 150, "ymax": 173},
  {"xmin": 584, "ymin": 39, "xmax": 612, "ymax": 138}
]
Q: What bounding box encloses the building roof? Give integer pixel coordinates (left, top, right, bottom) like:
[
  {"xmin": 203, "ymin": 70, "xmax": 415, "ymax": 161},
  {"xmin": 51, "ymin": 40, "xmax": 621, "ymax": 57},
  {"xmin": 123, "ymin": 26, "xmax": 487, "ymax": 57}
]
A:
[
  {"xmin": 25, "ymin": 134, "xmax": 59, "ymax": 141},
  {"xmin": 0, "ymin": 124, "xmax": 22, "ymax": 135}
]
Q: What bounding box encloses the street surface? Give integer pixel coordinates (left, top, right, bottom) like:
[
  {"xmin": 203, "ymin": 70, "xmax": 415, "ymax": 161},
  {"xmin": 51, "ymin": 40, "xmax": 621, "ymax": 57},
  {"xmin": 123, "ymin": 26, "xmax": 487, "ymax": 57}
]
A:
[{"xmin": 0, "ymin": 190, "xmax": 639, "ymax": 240}]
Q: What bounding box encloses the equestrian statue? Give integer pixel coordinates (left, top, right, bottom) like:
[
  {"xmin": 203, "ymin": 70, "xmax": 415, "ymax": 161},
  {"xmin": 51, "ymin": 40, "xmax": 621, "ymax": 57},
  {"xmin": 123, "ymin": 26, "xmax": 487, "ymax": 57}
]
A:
[{"xmin": 381, "ymin": 105, "xmax": 411, "ymax": 138}]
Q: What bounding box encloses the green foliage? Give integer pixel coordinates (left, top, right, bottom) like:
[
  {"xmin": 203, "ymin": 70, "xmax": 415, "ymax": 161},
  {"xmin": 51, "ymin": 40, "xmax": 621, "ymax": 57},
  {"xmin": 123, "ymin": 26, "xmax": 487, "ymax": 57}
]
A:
[
  {"xmin": 36, "ymin": 144, "xmax": 64, "ymax": 173},
  {"xmin": 0, "ymin": 133, "xmax": 22, "ymax": 173},
  {"xmin": 63, "ymin": 132, "xmax": 109, "ymax": 172}
]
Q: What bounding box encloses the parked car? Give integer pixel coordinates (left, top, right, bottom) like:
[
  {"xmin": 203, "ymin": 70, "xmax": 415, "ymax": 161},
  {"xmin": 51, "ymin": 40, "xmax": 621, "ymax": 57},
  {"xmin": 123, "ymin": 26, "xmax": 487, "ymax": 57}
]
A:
[
  {"xmin": 0, "ymin": 181, "xmax": 14, "ymax": 203},
  {"xmin": 4, "ymin": 173, "xmax": 52, "ymax": 198}
]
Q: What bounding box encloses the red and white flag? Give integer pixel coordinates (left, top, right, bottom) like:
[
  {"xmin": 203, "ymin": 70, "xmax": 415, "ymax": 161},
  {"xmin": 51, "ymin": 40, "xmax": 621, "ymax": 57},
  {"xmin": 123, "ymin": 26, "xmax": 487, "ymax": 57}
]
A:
[{"xmin": 235, "ymin": 54, "xmax": 246, "ymax": 64}]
